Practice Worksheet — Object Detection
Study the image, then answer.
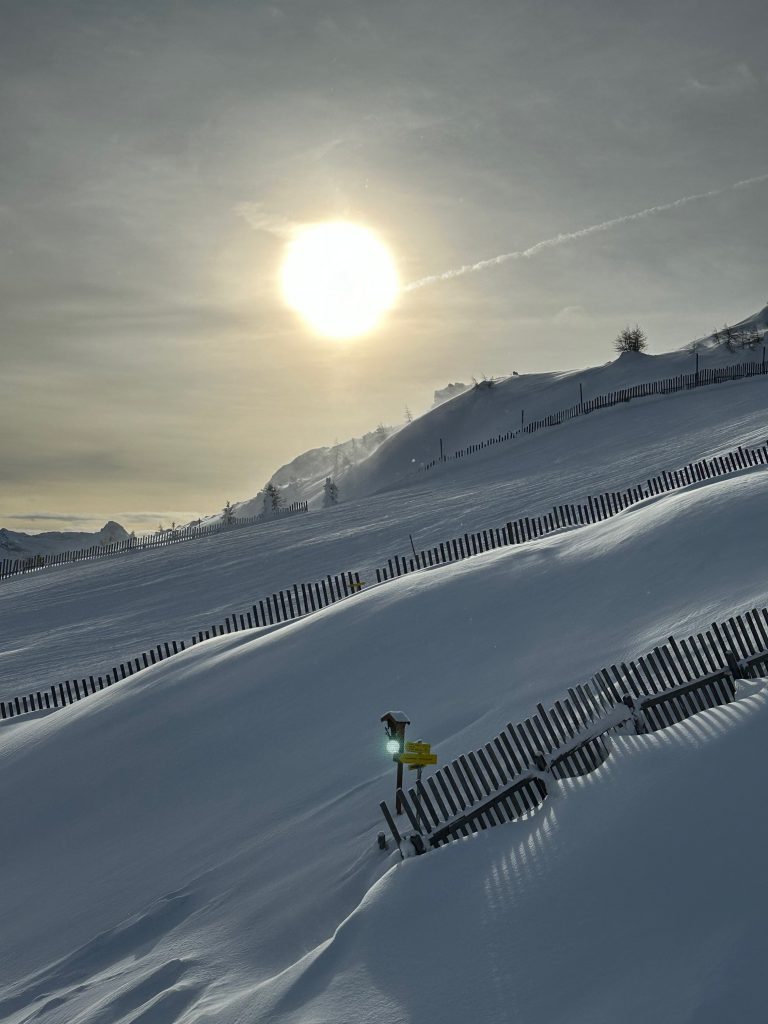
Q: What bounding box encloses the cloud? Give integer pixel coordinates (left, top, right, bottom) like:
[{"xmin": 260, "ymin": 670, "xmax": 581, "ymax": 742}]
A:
[
  {"xmin": 553, "ymin": 305, "xmax": 588, "ymax": 325},
  {"xmin": 685, "ymin": 63, "xmax": 759, "ymax": 97},
  {"xmin": 406, "ymin": 172, "xmax": 768, "ymax": 291},
  {"xmin": 235, "ymin": 202, "xmax": 304, "ymax": 239}
]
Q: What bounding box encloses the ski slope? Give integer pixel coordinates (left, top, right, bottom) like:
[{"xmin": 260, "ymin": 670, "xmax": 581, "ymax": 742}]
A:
[
  {"xmin": 2, "ymin": 330, "xmax": 768, "ymax": 1023},
  {"xmin": 1, "ymin": 370, "xmax": 767, "ymax": 702}
]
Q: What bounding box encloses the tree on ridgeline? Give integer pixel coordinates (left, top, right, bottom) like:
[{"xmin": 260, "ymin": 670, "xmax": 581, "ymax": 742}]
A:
[
  {"xmin": 323, "ymin": 476, "xmax": 339, "ymax": 507},
  {"xmin": 746, "ymin": 326, "xmax": 762, "ymax": 349},
  {"xmin": 614, "ymin": 325, "xmax": 647, "ymax": 353},
  {"xmin": 263, "ymin": 482, "xmax": 282, "ymax": 515},
  {"xmin": 222, "ymin": 501, "xmax": 236, "ymax": 526},
  {"xmin": 721, "ymin": 324, "xmax": 737, "ymax": 352}
]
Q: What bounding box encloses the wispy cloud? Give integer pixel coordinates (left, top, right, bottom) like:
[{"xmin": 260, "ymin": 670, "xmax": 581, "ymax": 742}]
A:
[
  {"xmin": 553, "ymin": 305, "xmax": 588, "ymax": 325},
  {"xmin": 406, "ymin": 173, "xmax": 768, "ymax": 291},
  {"xmin": 685, "ymin": 63, "xmax": 759, "ymax": 97},
  {"xmin": 235, "ymin": 202, "xmax": 304, "ymax": 239}
]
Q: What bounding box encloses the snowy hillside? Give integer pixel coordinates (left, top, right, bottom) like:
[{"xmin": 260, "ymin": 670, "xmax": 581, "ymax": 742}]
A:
[
  {"xmin": 340, "ymin": 321, "xmax": 767, "ymax": 501},
  {"xmin": 1, "ymin": 370, "xmax": 766, "ymax": 701},
  {"xmin": 231, "ymin": 308, "xmax": 767, "ymax": 511},
  {"xmin": 691, "ymin": 303, "xmax": 768, "ymax": 349},
  {"xmin": 229, "ymin": 424, "xmax": 400, "ymax": 515},
  {"xmin": 2, "ymin": 322, "xmax": 768, "ymax": 1023}
]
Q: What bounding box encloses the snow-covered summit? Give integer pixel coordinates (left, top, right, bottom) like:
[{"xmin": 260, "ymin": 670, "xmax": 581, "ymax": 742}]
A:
[{"xmin": 0, "ymin": 521, "xmax": 129, "ymax": 561}]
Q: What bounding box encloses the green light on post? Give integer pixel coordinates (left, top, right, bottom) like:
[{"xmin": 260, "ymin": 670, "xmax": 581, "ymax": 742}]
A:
[{"xmin": 386, "ymin": 738, "xmax": 400, "ymax": 755}]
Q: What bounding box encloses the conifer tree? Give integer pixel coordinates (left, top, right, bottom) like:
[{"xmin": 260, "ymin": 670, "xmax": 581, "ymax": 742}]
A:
[
  {"xmin": 263, "ymin": 482, "xmax": 282, "ymax": 514},
  {"xmin": 323, "ymin": 476, "xmax": 339, "ymax": 508},
  {"xmin": 614, "ymin": 325, "xmax": 647, "ymax": 353},
  {"xmin": 222, "ymin": 501, "xmax": 236, "ymax": 526}
]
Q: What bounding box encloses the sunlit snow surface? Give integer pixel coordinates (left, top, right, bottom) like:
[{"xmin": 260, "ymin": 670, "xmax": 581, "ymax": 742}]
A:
[{"xmin": 1, "ymin": 335, "xmax": 768, "ymax": 1023}]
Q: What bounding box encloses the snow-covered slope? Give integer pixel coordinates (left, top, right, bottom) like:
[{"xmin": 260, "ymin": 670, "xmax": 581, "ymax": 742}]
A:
[
  {"xmin": 1, "ymin": 372, "xmax": 766, "ymax": 702},
  {"xmin": 691, "ymin": 302, "xmax": 768, "ymax": 349},
  {"xmin": 251, "ymin": 684, "xmax": 768, "ymax": 1024},
  {"xmin": 229, "ymin": 424, "xmax": 400, "ymax": 516},
  {"xmin": 1, "ymin": 460, "xmax": 767, "ymax": 1023},
  {"xmin": 342, "ymin": 337, "xmax": 767, "ymax": 500},
  {"xmin": 227, "ymin": 307, "xmax": 766, "ymax": 511}
]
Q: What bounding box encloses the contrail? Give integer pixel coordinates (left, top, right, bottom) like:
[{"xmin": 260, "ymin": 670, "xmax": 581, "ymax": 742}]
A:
[{"xmin": 405, "ymin": 173, "xmax": 768, "ymax": 292}]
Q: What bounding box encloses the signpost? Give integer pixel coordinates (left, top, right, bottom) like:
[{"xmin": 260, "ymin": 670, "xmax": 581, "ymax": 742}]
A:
[
  {"xmin": 400, "ymin": 741, "xmax": 437, "ymax": 766},
  {"xmin": 380, "ymin": 715, "xmax": 437, "ymax": 818},
  {"xmin": 400, "ymin": 752, "xmax": 437, "ymax": 766}
]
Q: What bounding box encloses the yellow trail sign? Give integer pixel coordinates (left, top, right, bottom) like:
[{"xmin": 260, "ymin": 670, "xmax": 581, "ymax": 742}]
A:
[
  {"xmin": 405, "ymin": 741, "xmax": 432, "ymax": 754},
  {"xmin": 398, "ymin": 752, "xmax": 438, "ymax": 766}
]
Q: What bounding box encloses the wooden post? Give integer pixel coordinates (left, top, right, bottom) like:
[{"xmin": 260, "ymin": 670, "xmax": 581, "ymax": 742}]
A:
[{"xmin": 725, "ymin": 649, "xmax": 742, "ymax": 679}]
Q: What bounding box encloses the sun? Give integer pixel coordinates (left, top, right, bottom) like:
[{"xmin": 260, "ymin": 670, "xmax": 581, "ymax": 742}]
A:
[{"xmin": 281, "ymin": 222, "xmax": 399, "ymax": 340}]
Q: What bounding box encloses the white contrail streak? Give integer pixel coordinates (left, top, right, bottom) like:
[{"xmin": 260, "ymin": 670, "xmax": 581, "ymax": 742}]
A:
[{"xmin": 405, "ymin": 173, "xmax": 768, "ymax": 292}]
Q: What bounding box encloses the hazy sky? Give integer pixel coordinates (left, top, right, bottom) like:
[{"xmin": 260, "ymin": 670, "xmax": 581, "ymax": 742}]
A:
[{"xmin": 2, "ymin": 0, "xmax": 766, "ymax": 533}]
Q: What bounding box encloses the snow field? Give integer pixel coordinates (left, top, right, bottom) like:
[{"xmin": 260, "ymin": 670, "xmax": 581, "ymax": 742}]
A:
[
  {"xmin": 0, "ymin": 371, "xmax": 766, "ymax": 702},
  {"xmin": 1, "ymin": 464, "xmax": 767, "ymax": 1023}
]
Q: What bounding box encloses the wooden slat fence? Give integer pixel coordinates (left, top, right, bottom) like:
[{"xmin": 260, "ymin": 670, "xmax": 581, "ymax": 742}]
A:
[
  {"xmin": 0, "ymin": 502, "xmax": 308, "ymax": 582},
  {"xmin": 0, "ymin": 570, "xmax": 361, "ymax": 723},
  {"xmin": 419, "ymin": 352, "xmax": 767, "ymax": 473},
  {"xmin": 381, "ymin": 604, "xmax": 768, "ymax": 854},
  {"xmin": 376, "ymin": 442, "xmax": 768, "ymax": 582}
]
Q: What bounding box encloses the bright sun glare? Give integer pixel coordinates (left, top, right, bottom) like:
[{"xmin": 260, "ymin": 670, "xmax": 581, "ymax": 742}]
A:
[{"xmin": 281, "ymin": 222, "xmax": 399, "ymax": 340}]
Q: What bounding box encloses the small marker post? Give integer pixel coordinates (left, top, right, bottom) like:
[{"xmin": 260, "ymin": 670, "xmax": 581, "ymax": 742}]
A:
[{"xmin": 381, "ymin": 711, "xmax": 410, "ymax": 814}]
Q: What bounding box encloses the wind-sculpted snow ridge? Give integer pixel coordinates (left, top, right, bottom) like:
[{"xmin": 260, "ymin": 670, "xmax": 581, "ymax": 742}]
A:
[
  {"xmin": 0, "ymin": 569, "xmax": 362, "ymax": 723},
  {"xmin": 379, "ymin": 607, "xmax": 767, "ymax": 856},
  {"xmin": 373, "ymin": 441, "xmax": 768, "ymax": 582},
  {"xmin": 2, "ymin": 445, "xmax": 764, "ymax": 719},
  {"xmin": 248, "ymin": 681, "xmax": 768, "ymax": 1024}
]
